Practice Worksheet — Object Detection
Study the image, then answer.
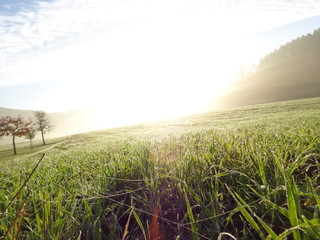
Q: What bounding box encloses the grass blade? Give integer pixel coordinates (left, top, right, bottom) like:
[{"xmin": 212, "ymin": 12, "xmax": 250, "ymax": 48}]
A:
[
  {"xmin": 285, "ymin": 178, "xmax": 301, "ymax": 240},
  {"xmin": 132, "ymin": 207, "xmax": 147, "ymax": 240},
  {"xmin": 184, "ymin": 190, "xmax": 199, "ymax": 240},
  {"xmin": 0, "ymin": 153, "xmax": 46, "ymax": 220},
  {"xmin": 227, "ymin": 186, "xmax": 266, "ymax": 239}
]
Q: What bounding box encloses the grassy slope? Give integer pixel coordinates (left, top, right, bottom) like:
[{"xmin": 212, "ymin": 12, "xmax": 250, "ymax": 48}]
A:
[{"xmin": 0, "ymin": 97, "xmax": 320, "ymax": 239}]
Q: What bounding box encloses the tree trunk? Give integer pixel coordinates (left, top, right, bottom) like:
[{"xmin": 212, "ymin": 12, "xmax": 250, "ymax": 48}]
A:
[
  {"xmin": 29, "ymin": 139, "xmax": 33, "ymax": 150},
  {"xmin": 12, "ymin": 135, "xmax": 17, "ymax": 155},
  {"xmin": 41, "ymin": 129, "xmax": 46, "ymax": 145}
]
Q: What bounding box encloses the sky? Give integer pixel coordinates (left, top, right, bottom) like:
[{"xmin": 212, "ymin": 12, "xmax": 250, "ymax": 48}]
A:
[{"xmin": 1, "ymin": 0, "xmax": 320, "ymax": 127}]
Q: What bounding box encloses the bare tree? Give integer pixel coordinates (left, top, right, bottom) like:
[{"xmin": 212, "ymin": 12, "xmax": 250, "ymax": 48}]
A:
[
  {"xmin": 0, "ymin": 116, "xmax": 32, "ymax": 155},
  {"xmin": 34, "ymin": 111, "xmax": 53, "ymax": 145},
  {"xmin": 25, "ymin": 124, "xmax": 38, "ymax": 150}
]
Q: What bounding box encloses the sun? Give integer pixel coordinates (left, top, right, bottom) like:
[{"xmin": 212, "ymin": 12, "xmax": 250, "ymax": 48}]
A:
[
  {"xmin": 88, "ymin": 63, "xmax": 232, "ymax": 131},
  {"xmin": 58, "ymin": 32, "xmax": 234, "ymax": 129},
  {"xmin": 32, "ymin": 15, "xmax": 236, "ymax": 128}
]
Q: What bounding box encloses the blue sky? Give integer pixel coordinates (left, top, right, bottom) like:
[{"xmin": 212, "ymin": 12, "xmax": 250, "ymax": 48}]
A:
[
  {"xmin": 248, "ymin": 15, "xmax": 320, "ymax": 61},
  {"xmin": 0, "ymin": 0, "xmax": 44, "ymax": 15},
  {"xmin": 1, "ymin": 0, "xmax": 320, "ymax": 126}
]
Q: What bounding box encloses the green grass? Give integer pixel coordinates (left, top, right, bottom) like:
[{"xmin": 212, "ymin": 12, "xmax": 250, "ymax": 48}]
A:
[{"xmin": 0, "ymin": 97, "xmax": 320, "ymax": 239}]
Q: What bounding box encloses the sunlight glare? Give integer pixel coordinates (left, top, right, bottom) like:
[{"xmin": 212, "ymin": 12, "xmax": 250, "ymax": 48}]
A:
[{"xmin": 27, "ymin": 4, "xmax": 243, "ymax": 128}]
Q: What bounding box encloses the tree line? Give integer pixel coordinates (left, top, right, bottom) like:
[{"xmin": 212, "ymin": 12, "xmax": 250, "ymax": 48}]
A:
[
  {"xmin": 257, "ymin": 28, "xmax": 320, "ymax": 71},
  {"xmin": 0, "ymin": 111, "xmax": 53, "ymax": 155},
  {"xmin": 215, "ymin": 27, "xmax": 320, "ymax": 109}
]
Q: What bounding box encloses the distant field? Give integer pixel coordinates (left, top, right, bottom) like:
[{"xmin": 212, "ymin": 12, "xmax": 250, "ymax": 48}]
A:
[{"xmin": 0, "ymin": 97, "xmax": 320, "ymax": 239}]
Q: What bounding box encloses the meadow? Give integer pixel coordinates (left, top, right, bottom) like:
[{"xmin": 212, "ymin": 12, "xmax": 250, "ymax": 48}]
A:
[{"xmin": 0, "ymin": 97, "xmax": 320, "ymax": 239}]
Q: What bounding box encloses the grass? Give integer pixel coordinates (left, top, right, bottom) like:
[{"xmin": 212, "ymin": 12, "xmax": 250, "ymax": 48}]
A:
[{"xmin": 0, "ymin": 97, "xmax": 320, "ymax": 239}]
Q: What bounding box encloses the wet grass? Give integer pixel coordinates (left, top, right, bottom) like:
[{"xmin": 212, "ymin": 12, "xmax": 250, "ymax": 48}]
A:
[{"xmin": 0, "ymin": 97, "xmax": 320, "ymax": 239}]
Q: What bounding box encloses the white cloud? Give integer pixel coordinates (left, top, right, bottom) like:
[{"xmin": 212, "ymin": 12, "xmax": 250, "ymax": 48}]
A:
[
  {"xmin": 0, "ymin": 0, "xmax": 319, "ymax": 54},
  {"xmin": 1, "ymin": 0, "xmax": 319, "ymax": 57}
]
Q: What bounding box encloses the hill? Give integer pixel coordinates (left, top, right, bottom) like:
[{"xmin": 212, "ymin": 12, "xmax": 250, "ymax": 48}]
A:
[{"xmin": 213, "ymin": 28, "xmax": 320, "ymax": 108}]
